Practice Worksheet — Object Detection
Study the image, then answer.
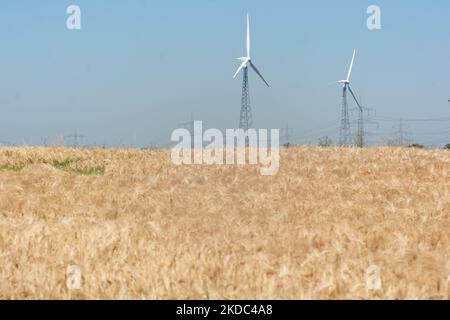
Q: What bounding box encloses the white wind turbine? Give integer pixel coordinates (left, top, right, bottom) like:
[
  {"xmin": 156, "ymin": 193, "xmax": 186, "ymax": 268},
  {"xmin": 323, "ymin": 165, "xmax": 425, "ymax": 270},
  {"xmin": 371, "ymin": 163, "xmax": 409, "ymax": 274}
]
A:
[
  {"xmin": 233, "ymin": 14, "xmax": 269, "ymax": 130},
  {"xmin": 337, "ymin": 49, "xmax": 363, "ymax": 146}
]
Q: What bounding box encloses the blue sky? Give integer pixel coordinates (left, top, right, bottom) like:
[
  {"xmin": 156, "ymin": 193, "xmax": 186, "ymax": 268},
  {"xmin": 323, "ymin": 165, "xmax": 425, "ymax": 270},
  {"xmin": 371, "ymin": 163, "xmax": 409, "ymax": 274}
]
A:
[{"xmin": 0, "ymin": 0, "xmax": 449, "ymax": 147}]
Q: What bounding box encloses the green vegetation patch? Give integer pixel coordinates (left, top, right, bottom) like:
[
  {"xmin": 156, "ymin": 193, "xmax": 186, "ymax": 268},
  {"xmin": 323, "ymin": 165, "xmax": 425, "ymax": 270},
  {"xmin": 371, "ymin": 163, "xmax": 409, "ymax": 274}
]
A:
[
  {"xmin": 0, "ymin": 159, "xmax": 105, "ymax": 176},
  {"xmin": 0, "ymin": 164, "xmax": 26, "ymax": 172},
  {"xmin": 50, "ymin": 159, "xmax": 105, "ymax": 176}
]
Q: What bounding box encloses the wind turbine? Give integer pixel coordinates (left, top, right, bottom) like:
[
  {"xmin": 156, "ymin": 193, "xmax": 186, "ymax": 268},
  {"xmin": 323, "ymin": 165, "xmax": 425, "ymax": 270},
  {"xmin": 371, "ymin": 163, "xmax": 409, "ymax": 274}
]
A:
[
  {"xmin": 233, "ymin": 14, "xmax": 269, "ymax": 131},
  {"xmin": 337, "ymin": 49, "xmax": 364, "ymax": 147}
]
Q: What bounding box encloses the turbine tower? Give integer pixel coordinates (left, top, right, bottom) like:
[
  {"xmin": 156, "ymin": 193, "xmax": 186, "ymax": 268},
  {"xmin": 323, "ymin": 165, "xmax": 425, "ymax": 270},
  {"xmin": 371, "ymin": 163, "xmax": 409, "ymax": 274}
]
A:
[
  {"xmin": 336, "ymin": 50, "xmax": 363, "ymax": 146},
  {"xmin": 233, "ymin": 14, "xmax": 270, "ymax": 131}
]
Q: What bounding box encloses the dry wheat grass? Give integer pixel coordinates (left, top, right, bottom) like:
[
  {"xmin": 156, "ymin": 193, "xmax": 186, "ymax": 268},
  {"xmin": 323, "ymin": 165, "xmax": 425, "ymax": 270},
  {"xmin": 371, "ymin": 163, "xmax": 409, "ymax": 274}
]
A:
[{"xmin": 0, "ymin": 146, "xmax": 449, "ymax": 299}]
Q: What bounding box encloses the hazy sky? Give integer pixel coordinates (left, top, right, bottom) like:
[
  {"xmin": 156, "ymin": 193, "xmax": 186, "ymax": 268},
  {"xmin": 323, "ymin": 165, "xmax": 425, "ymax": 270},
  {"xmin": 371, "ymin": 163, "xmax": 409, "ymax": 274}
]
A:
[{"xmin": 0, "ymin": 0, "xmax": 449, "ymax": 147}]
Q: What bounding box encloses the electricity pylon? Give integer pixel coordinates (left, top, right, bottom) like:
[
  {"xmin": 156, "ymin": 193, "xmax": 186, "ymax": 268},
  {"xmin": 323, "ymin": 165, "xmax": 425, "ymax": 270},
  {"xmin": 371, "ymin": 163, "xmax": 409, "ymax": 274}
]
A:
[
  {"xmin": 281, "ymin": 124, "xmax": 294, "ymax": 147},
  {"xmin": 65, "ymin": 131, "xmax": 87, "ymax": 148}
]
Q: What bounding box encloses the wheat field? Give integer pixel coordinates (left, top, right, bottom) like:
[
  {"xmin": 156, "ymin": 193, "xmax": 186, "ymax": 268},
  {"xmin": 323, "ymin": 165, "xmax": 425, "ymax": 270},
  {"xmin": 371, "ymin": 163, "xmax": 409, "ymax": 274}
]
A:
[{"xmin": 0, "ymin": 146, "xmax": 449, "ymax": 300}]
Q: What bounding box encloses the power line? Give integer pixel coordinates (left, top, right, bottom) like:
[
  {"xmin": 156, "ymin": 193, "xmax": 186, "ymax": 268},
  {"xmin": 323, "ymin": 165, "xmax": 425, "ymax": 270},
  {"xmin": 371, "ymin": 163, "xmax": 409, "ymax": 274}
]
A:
[
  {"xmin": 374, "ymin": 116, "xmax": 450, "ymax": 123},
  {"xmin": 65, "ymin": 131, "xmax": 87, "ymax": 148},
  {"xmin": 0, "ymin": 141, "xmax": 13, "ymax": 146},
  {"xmin": 293, "ymin": 118, "xmax": 340, "ymax": 137},
  {"xmin": 280, "ymin": 124, "xmax": 294, "ymax": 147},
  {"xmin": 180, "ymin": 113, "xmax": 195, "ymax": 135},
  {"xmin": 348, "ymin": 96, "xmax": 378, "ymax": 147},
  {"xmin": 179, "ymin": 114, "xmax": 207, "ymax": 148},
  {"xmin": 390, "ymin": 118, "xmax": 413, "ymax": 146}
]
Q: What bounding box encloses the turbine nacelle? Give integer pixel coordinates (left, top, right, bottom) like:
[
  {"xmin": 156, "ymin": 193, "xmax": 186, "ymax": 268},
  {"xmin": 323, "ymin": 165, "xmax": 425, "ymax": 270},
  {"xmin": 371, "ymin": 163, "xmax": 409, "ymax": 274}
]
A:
[
  {"xmin": 337, "ymin": 80, "xmax": 349, "ymax": 87},
  {"xmin": 236, "ymin": 56, "xmax": 251, "ymax": 67},
  {"xmin": 233, "ymin": 57, "xmax": 251, "ymax": 78}
]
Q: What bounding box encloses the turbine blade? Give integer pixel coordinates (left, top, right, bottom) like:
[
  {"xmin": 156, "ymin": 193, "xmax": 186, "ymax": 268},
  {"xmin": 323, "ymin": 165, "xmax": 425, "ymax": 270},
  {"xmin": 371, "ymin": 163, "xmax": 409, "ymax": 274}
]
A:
[
  {"xmin": 233, "ymin": 59, "xmax": 249, "ymax": 79},
  {"xmin": 348, "ymin": 85, "xmax": 363, "ymax": 111},
  {"xmin": 250, "ymin": 62, "xmax": 270, "ymax": 87},
  {"xmin": 246, "ymin": 14, "xmax": 250, "ymax": 58},
  {"xmin": 346, "ymin": 49, "xmax": 356, "ymax": 82}
]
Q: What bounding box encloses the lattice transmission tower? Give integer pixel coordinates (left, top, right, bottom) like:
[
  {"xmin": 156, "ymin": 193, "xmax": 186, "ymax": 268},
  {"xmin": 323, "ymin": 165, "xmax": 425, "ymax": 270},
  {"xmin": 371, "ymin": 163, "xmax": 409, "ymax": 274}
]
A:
[
  {"xmin": 350, "ymin": 105, "xmax": 378, "ymax": 147},
  {"xmin": 391, "ymin": 118, "xmax": 412, "ymax": 146},
  {"xmin": 281, "ymin": 124, "xmax": 294, "ymax": 147},
  {"xmin": 65, "ymin": 131, "xmax": 87, "ymax": 148}
]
